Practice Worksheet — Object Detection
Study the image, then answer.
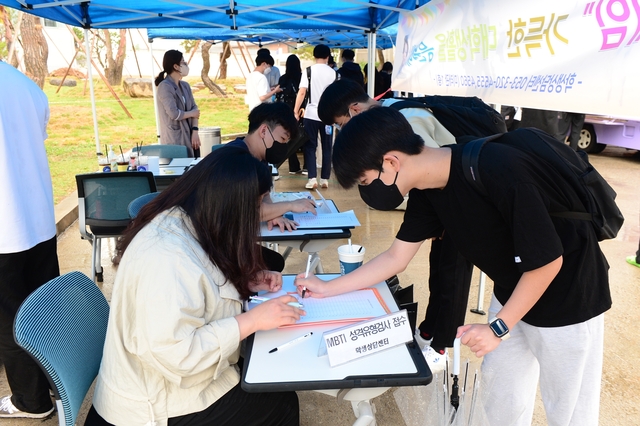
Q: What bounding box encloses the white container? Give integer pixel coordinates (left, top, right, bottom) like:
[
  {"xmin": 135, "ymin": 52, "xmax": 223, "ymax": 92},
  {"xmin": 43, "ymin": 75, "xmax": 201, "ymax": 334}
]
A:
[
  {"xmin": 199, "ymin": 127, "xmax": 222, "ymax": 156},
  {"xmin": 147, "ymin": 156, "xmax": 160, "ymax": 174}
]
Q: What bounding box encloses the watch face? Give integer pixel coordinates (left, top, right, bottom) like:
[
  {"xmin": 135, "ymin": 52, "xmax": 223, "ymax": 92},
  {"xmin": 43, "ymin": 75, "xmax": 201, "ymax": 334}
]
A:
[{"xmin": 490, "ymin": 318, "xmax": 509, "ymax": 338}]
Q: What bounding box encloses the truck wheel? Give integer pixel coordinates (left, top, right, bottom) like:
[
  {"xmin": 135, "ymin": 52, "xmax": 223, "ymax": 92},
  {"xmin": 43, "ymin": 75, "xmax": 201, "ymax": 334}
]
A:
[{"xmin": 578, "ymin": 124, "xmax": 606, "ymax": 153}]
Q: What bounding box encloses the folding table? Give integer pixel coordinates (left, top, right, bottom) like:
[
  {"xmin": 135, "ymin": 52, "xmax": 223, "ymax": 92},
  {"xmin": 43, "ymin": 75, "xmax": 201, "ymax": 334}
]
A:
[{"xmin": 242, "ymin": 274, "xmax": 431, "ymax": 426}]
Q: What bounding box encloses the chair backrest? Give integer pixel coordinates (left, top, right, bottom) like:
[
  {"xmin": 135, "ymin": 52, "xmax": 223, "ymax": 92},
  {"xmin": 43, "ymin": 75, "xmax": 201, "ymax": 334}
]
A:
[
  {"xmin": 128, "ymin": 191, "xmax": 160, "ymax": 218},
  {"xmin": 14, "ymin": 271, "xmax": 110, "ymax": 426},
  {"xmin": 76, "ymin": 172, "xmax": 157, "ymax": 230},
  {"xmin": 135, "ymin": 144, "xmax": 188, "ymax": 158}
]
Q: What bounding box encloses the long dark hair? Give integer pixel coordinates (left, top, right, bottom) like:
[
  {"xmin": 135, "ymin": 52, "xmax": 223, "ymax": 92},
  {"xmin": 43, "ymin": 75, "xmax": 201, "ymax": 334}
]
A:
[
  {"xmin": 116, "ymin": 146, "xmax": 272, "ymax": 299},
  {"xmin": 154, "ymin": 49, "xmax": 182, "ymax": 86},
  {"xmin": 284, "ymin": 54, "xmax": 302, "ymax": 81}
]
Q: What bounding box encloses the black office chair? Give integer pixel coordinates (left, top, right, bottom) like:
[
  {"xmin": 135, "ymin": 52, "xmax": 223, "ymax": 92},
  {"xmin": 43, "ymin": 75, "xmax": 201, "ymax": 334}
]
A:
[{"xmin": 75, "ymin": 172, "xmax": 156, "ymax": 282}]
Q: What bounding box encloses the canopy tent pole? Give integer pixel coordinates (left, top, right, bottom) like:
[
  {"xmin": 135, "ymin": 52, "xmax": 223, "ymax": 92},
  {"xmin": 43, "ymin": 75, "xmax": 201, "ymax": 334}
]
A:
[
  {"xmin": 366, "ymin": 31, "xmax": 377, "ymax": 98},
  {"xmin": 84, "ymin": 28, "xmax": 101, "ymax": 154},
  {"xmin": 150, "ymin": 39, "xmax": 161, "ymax": 143}
]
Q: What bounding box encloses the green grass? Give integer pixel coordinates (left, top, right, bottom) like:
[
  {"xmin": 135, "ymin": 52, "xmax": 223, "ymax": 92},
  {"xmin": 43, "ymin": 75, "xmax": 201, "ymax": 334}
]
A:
[{"xmin": 43, "ymin": 76, "xmax": 249, "ymax": 203}]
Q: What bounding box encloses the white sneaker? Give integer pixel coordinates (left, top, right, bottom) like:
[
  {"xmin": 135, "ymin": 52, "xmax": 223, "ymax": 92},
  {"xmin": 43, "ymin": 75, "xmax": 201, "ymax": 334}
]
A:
[
  {"xmin": 414, "ymin": 329, "xmax": 432, "ymax": 350},
  {"xmin": 305, "ymin": 178, "xmax": 318, "ymax": 189},
  {"xmin": 320, "ymin": 179, "xmax": 329, "ymax": 188},
  {"xmin": 0, "ymin": 396, "xmax": 54, "ymax": 419},
  {"xmin": 422, "ymin": 346, "xmax": 446, "ymax": 373},
  {"xmin": 274, "ymin": 175, "xmax": 281, "ymax": 181}
]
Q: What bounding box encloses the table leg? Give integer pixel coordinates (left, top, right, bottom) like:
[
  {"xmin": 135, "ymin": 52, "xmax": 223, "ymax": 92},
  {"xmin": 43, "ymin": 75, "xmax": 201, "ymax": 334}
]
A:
[
  {"xmin": 282, "ymin": 246, "xmax": 293, "ymax": 261},
  {"xmin": 351, "ymin": 400, "xmax": 377, "ymax": 426},
  {"xmin": 309, "ymin": 253, "xmax": 323, "ymax": 273}
]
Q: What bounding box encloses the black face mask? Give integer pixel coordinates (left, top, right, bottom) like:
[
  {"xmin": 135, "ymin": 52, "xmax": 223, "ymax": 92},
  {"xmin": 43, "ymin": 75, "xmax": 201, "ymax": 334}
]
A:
[
  {"xmin": 358, "ymin": 169, "xmax": 405, "ymax": 211},
  {"xmin": 263, "ymin": 127, "xmax": 290, "ymax": 165}
]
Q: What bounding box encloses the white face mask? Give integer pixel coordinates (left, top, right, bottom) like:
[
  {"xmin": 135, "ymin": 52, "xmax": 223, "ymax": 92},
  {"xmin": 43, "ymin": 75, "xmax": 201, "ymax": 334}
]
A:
[
  {"xmin": 263, "ymin": 66, "xmax": 272, "ymax": 76},
  {"xmin": 179, "ymin": 64, "xmax": 189, "ymax": 77}
]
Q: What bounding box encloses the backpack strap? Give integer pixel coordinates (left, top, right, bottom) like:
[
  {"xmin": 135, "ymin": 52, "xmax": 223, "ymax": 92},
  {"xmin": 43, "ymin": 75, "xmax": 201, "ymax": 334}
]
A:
[
  {"xmin": 461, "ymin": 134, "xmax": 505, "ymax": 197},
  {"xmin": 388, "ymin": 100, "xmax": 430, "ymax": 111},
  {"xmin": 306, "ymin": 66, "xmax": 312, "ymax": 104}
]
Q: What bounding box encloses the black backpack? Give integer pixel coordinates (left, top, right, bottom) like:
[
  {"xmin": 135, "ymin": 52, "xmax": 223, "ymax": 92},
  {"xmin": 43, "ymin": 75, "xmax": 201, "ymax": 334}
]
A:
[
  {"xmin": 461, "ymin": 128, "xmax": 624, "ymax": 241},
  {"xmin": 388, "ymin": 95, "xmax": 507, "ymax": 139}
]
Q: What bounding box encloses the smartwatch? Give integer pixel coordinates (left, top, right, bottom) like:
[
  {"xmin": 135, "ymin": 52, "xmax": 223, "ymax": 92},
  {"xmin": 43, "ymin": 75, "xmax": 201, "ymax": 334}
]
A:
[
  {"xmin": 192, "ymin": 126, "xmax": 199, "ymax": 131},
  {"xmin": 488, "ymin": 317, "xmax": 511, "ymax": 340}
]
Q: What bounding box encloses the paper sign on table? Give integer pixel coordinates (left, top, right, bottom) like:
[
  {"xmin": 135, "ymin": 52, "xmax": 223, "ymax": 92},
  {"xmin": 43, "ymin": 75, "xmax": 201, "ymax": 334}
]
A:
[{"xmin": 320, "ymin": 310, "xmax": 413, "ymax": 367}]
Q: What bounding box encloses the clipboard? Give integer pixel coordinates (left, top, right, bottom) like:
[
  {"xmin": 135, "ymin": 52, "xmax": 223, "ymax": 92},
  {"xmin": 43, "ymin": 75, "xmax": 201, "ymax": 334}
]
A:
[{"xmin": 245, "ymin": 288, "xmax": 390, "ymax": 328}]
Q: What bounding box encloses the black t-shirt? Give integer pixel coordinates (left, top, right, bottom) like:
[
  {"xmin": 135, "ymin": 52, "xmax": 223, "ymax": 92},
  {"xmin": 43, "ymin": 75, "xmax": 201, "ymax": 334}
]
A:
[{"xmin": 396, "ymin": 140, "xmax": 611, "ymax": 327}]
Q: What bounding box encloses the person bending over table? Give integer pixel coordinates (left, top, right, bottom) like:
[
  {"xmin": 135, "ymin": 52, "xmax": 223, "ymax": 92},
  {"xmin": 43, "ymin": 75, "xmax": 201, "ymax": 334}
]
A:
[
  {"xmin": 85, "ymin": 147, "xmax": 303, "ymax": 426},
  {"xmin": 295, "ymin": 108, "xmax": 610, "ymax": 426},
  {"xmin": 227, "ymin": 102, "xmax": 318, "ymax": 271}
]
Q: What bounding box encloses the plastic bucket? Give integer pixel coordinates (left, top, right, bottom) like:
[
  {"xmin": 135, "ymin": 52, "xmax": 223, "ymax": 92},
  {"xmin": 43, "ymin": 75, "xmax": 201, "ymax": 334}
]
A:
[{"xmin": 199, "ymin": 127, "xmax": 221, "ymax": 156}]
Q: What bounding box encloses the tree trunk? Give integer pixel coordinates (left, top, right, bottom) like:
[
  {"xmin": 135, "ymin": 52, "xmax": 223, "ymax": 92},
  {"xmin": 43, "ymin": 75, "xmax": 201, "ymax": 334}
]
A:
[
  {"xmin": 201, "ymin": 41, "xmax": 227, "ymax": 97},
  {"xmin": 377, "ymin": 49, "xmax": 385, "ymax": 68},
  {"xmin": 21, "ymin": 13, "xmax": 48, "ymax": 88},
  {"xmin": 103, "ymin": 29, "xmax": 126, "ymax": 86},
  {"xmin": 0, "ymin": 7, "xmax": 18, "ymax": 68},
  {"xmin": 219, "ymin": 41, "xmax": 231, "ymax": 80}
]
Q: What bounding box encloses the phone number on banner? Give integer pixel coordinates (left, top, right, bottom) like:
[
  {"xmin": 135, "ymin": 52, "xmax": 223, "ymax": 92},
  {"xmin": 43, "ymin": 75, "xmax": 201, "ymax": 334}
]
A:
[{"xmin": 436, "ymin": 73, "xmax": 580, "ymax": 93}]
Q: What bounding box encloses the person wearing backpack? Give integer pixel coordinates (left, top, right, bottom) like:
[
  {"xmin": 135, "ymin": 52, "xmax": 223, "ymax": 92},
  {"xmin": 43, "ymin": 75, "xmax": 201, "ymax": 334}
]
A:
[
  {"xmin": 296, "ymin": 106, "xmax": 612, "ymax": 426},
  {"xmin": 293, "ymin": 44, "xmax": 337, "ymax": 189},
  {"xmin": 276, "ymin": 54, "xmax": 307, "ymax": 175},
  {"xmin": 317, "ymin": 78, "xmax": 473, "ymax": 370}
]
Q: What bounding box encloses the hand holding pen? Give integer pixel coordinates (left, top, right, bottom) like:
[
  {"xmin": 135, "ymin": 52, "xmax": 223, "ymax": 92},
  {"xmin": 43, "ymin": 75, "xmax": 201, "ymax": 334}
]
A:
[{"xmin": 241, "ymin": 295, "xmax": 306, "ymax": 331}]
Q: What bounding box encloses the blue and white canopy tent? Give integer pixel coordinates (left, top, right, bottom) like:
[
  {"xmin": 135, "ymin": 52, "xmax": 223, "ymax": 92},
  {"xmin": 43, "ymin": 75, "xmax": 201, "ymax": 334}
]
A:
[
  {"xmin": 147, "ymin": 26, "xmax": 399, "ymax": 50},
  {"xmin": 0, "ymin": 0, "xmax": 428, "ymax": 152}
]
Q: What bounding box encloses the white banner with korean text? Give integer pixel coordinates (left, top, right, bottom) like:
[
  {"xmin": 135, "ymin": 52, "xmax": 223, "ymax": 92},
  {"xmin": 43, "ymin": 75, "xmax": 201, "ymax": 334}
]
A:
[{"xmin": 393, "ymin": 0, "xmax": 640, "ymax": 120}]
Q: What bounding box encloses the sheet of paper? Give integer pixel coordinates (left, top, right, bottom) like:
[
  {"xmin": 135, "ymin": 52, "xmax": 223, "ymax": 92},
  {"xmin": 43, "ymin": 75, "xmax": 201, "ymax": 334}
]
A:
[
  {"xmin": 286, "ymin": 210, "xmax": 361, "ymax": 229},
  {"xmin": 260, "ymin": 223, "xmax": 345, "ymax": 238},
  {"xmin": 245, "ymin": 289, "xmax": 390, "ymax": 327}
]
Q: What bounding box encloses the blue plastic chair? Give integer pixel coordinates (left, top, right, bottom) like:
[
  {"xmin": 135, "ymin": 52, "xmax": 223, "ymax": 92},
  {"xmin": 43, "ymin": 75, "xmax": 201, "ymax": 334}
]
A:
[
  {"xmin": 133, "ymin": 144, "xmax": 188, "ymax": 158},
  {"xmin": 128, "ymin": 191, "xmax": 160, "ymax": 218},
  {"xmin": 13, "ymin": 271, "xmax": 110, "ymax": 426}
]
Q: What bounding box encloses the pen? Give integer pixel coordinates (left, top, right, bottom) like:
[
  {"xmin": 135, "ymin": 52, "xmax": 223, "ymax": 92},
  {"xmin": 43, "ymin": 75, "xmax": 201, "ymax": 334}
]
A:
[
  {"xmin": 269, "ymin": 332, "xmax": 313, "ymax": 353},
  {"xmin": 249, "ymin": 296, "xmax": 303, "ymax": 308},
  {"xmin": 301, "ymin": 254, "xmax": 312, "ymax": 298},
  {"xmin": 315, "ymin": 189, "xmax": 331, "ymax": 213}
]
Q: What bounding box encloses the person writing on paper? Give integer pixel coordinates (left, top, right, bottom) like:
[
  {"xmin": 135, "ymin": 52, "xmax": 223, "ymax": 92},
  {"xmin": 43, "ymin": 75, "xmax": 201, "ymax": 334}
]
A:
[
  {"xmin": 155, "ymin": 49, "xmax": 201, "ymax": 157},
  {"xmin": 294, "ymin": 107, "xmax": 611, "ymax": 426},
  {"xmin": 86, "ymin": 147, "xmax": 303, "ymax": 426},
  {"xmin": 227, "ymin": 102, "xmax": 318, "ymax": 231}
]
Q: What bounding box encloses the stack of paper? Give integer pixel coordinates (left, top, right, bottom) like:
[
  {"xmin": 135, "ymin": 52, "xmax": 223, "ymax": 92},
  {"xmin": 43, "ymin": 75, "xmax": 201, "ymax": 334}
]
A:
[{"xmin": 284, "ymin": 210, "xmax": 361, "ymax": 229}]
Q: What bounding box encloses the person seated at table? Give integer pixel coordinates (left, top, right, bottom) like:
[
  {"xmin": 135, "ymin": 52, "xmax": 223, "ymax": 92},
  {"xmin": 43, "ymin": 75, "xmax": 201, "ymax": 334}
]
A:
[
  {"xmin": 85, "ymin": 146, "xmax": 303, "ymax": 426},
  {"xmin": 226, "ymin": 102, "xmax": 318, "ymax": 267}
]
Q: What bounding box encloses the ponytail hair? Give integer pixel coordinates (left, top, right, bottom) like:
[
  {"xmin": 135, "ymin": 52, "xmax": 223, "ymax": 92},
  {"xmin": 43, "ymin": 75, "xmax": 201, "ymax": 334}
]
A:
[
  {"xmin": 154, "ymin": 71, "xmax": 167, "ymax": 86},
  {"xmin": 154, "ymin": 49, "xmax": 183, "ymax": 86}
]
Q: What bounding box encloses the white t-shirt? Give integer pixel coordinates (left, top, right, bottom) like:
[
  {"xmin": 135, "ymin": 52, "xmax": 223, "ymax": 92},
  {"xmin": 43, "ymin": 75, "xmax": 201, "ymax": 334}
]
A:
[
  {"xmin": 245, "ymin": 70, "xmax": 270, "ymax": 111},
  {"xmin": 0, "ymin": 61, "xmax": 55, "ymax": 253},
  {"xmin": 299, "ymin": 63, "xmax": 337, "ymax": 122},
  {"xmin": 267, "ymin": 65, "xmax": 281, "ymax": 88},
  {"xmin": 381, "ymin": 99, "xmax": 456, "ymax": 148}
]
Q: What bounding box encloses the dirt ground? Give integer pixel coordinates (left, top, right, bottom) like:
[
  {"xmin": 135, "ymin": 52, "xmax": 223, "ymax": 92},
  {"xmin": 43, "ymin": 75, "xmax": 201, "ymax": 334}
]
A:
[{"xmin": 1, "ymin": 146, "xmax": 639, "ymax": 425}]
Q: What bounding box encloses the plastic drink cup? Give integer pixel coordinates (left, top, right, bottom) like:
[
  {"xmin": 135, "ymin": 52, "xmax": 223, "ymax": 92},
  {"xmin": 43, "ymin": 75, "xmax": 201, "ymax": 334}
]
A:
[
  {"xmin": 98, "ymin": 156, "xmax": 111, "ymax": 172},
  {"xmin": 117, "ymin": 161, "xmax": 128, "ymax": 172},
  {"xmin": 337, "ymin": 244, "xmax": 365, "ymax": 275},
  {"xmin": 137, "ymin": 156, "xmax": 149, "ymax": 172}
]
